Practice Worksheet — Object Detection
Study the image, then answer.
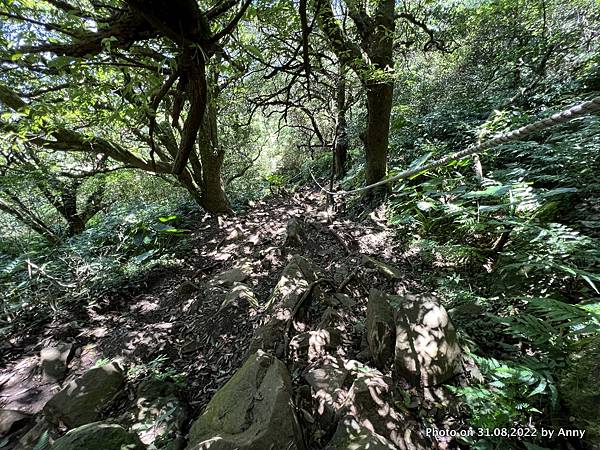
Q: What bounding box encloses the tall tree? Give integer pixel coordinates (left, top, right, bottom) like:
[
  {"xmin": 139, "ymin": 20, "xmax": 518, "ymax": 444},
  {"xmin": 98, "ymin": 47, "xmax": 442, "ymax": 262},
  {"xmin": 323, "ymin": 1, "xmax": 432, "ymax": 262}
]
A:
[
  {"xmin": 0, "ymin": 0, "xmax": 253, "ymax": 213},
  {"xmin": 315, "ymin": 0, "xmax": 445, "ymax": 185}
]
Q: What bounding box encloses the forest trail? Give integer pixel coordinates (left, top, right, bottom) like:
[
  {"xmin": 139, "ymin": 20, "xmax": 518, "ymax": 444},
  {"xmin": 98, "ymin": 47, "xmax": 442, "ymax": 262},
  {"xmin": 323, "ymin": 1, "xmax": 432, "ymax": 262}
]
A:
[
  {"xmin": 2, "ymin": 0, "xmax": 599, "ymax": 447},
  {"xmin": 1, "ymin": 189, "xmax": 462, "ymax": 449}
]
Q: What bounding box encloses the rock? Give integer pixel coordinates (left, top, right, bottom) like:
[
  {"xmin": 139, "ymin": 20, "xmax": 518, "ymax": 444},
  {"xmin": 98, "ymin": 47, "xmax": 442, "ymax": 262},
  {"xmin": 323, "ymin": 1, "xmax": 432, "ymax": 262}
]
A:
[
  {"xmin": 249, "ymin": 255, "xmax": 322, "ymax": 356},
  {"xmin": 44, "ymin": 362, "xmax": 125, "ymax": 428},
  {"xmin": 284, "ymin": 217, "xmax": 303, "ymax": 246},
  {"xmin": 559, "ymin": 342, "xmax": 600, "ymax": 449},
  {"xmin": 305, "ymin": 361, "xmax": 347, "ymax": 404},
  {"xmin": 223, "ymin": 227, "xmax": 245, "ymax": 244},
  {"xmin": 219, "ymin": 283, "xmax": 258, "ymax": 311},
  {"xmin": 325, "ymin": 417, "xmax": 395, "ymax": 450},
  {"xmin": 186, "ymin": 351, "xmax": 304, "ymax": 450},
  {"xmin": 332, "ymin": 293, "xmax": 356, "ymax": 309},
  {"xmin": 343, "ymin": 372, "xmax": 429, "ymax": 449},
  {"xmin": 461, "ymin": 353, "xmax": 484, "ymax": 385},
  {"xmin": 40, "ymin": 343, "xmax": 73, "ymax": 382},
  {"xmin": 391, "ymin": 293, "xmax": 462, "ymax": 386},
  {"xmin": 304, "ymin": 357, "xmax": 348, "ymax": 430},
  {"xmin": 289, "ymin": 328, "xmax": 342, "ymax": 361},
  {"xmin": 50, "ymin": 422, "xmax": 144, "ymax": 450},
  {"xmin": 266, "ymin": 255, "xmax": 322, "ymax": 309},
  {"xmin": 209, "ymin": 259, "xmax": 254, "ymax": 289},
  {"xmin": 365, "ymin": 289, "xmax": 395, "ymax": 369},
  {"xmin": 13, "ymin": 419, "xmax": 50, "ymax": 450},
  {"xmin": 361, "ymin": 256, "xmax": 402, "ymax": 280},
  {"xmin": 209, "ymin": 267, "xmax": 247, "ymax": 288},
  {"xmin": 131, "ymin": 379, "xmax": 187, "ymax": 447},
  {"xmin": 0, "ymin": 409, "xmax": 32, "ymax": 437}
]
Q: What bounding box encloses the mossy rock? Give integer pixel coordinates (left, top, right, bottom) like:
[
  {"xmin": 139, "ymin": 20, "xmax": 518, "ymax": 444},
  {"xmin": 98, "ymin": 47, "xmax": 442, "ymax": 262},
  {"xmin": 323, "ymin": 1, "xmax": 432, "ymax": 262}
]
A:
[
  {"xmin": 185, "ymin": 351, "xmax": 304, "ymax": 450},
  {"xmin": 366, "ymin": 289, "xmax": 395, "ymax": 369},
  {"xmin": 50, "ymin": 422, "xmax": 144, "ymax": 450},
  {"xmin": 391, "ymin": 293, "xmax": 462, "ymax": 387},
  {"xmin": 44, "ymin": 362, "xmax": 125, "ymax": 428},
  {"xmin": 249, "ymin": 255, "xmax": 322, "ymax": 356}
]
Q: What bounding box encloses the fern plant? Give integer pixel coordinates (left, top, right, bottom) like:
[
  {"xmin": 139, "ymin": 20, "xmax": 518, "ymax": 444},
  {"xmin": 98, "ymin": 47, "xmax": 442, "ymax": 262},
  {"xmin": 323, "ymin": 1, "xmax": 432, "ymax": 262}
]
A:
[
  {"xmin": 497, "ymin": 297, "xmax": 600, "ymax": 353},
  {"xmin": 449, "ymin": 353, "xmax": 557, "ymax": 429}
]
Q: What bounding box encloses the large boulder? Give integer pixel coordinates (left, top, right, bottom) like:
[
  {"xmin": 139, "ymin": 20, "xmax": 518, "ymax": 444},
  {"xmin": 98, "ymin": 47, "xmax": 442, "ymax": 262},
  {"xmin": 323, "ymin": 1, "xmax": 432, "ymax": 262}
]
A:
[
  {"xmin": 249, "ymin": 255, "xmax": 322, "ymax": 357},
  {"xmin": 559, "ymin": 342, "xmax": 600, "ymax": 449},
  {"xmin": 365, "ymin": 289, "xmax": 395, "ymax": 369},
  {"xmin": 40, "ymin": 343, "xmax": 73, "ymax": 383},
  {"xmin": 44, "ymin": 362, "xmax": 125, "ymax": 428},
  {"xmin": 391, "ymin": 293, "xmax": 462, "ymax": 386},
  {"xmin": 50, "ymin": 422, "xmax": 144, "ymax": 450},
  {"xmin": 304, "ymin": 356, "xmax": 348, "ymax": 432},
  {"xmin": 185, "ymin": 351, "xmax": 305, "ymax": 450},
  {"xmin": 289, "ymin": 328, "xmax": 342, "ymax": 362}
]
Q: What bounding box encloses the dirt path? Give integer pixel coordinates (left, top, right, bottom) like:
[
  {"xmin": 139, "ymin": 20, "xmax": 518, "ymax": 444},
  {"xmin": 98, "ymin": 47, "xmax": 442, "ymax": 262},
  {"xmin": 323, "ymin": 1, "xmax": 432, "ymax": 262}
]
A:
[{"xmin": 1, "ymin": 189, "xmax": 429, "ymax": 442}]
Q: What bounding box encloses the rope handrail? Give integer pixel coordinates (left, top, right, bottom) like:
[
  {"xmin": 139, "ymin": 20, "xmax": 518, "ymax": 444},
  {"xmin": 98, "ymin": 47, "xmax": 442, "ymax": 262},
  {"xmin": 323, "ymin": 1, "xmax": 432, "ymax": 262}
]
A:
[{"xmin": 317, "ymin": 96, "xmax": 600, "ymax": 196}]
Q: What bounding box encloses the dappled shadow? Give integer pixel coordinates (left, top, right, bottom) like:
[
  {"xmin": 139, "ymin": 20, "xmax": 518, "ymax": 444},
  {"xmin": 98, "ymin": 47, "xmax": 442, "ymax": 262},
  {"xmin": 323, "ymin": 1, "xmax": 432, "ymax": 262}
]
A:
[
  {"xmin": 0, "ymin": 355, "xmax": 55, "ymax": 415},
  {"xmin": 2, "ymin": 188, "xmax": 429, "ymax": 447}
]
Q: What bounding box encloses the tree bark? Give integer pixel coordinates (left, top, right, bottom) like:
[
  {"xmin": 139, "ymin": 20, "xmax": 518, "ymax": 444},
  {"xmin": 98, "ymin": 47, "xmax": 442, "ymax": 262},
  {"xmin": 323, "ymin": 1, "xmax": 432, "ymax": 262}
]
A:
[
  {"xmin": 365, "ymin": 82, "xmax": 393, "ymax": 184},
  {"xmin": 197, "ymin": 71, "xmax": 231, "ymax": 214},
  {"xmin": 0, "ymin": 198, "xmax": 62, "ymax": 245},
  {"xmin": 316, "ymin": 0, "xmax": 396, "ymax": 188},
  {"xmin": 334, "ymin": 68, "xmax": 348, "ymax": 179}
]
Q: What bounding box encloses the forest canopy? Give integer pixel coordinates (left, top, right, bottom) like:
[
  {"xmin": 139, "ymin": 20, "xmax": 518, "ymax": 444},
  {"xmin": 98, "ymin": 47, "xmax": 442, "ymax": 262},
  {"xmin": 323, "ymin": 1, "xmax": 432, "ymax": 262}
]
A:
[{"xmin": 1, "ymin": 0, "xmax": 600, "ymax": 449}]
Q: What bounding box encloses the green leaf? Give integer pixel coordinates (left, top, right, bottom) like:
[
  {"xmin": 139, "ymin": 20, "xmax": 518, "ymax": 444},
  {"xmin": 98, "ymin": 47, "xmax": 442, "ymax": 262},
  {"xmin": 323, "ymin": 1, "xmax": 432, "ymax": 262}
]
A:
[
  {"xmin": 528, "ymin": 378, "xmax": 547, "ymax": 397},
  {"xmin": 540, "ymin": 187, "xmax": 577, "ymax": 197},
  {"xmin": 245, "ymin": 45, "xmax": 262, "ymax": 59},
  {"xmin": 133, "ymin": 249, "xmax": 157, "ymax": 264},
  {"xmin": 47, "ymin": 56, "xmax": 75, "ymax": 69},
  {"xmin": 32, "ymin": 431, "xmax": 49, "ymax": 450},
  {"xmin": 463, "ymin": 185, "xmax": 512, "ymax": 199},
  {"xmin": 408, "ymin": 152, "xmax": 432, "ymax": 170},
  {"xmin": 416, "ymin": 200, "xmax": 436, "ymax": 212}
]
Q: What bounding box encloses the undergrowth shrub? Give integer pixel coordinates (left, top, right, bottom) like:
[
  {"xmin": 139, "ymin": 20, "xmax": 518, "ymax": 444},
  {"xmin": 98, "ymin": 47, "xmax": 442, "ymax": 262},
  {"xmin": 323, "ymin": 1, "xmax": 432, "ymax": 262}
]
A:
[
  {"xmin": 0, "ymin": 200, "xmax": 195, "ymax": 336},
  {"xmin": 384, "ymin": 91, "xmax": 600, "ymax": 448}
]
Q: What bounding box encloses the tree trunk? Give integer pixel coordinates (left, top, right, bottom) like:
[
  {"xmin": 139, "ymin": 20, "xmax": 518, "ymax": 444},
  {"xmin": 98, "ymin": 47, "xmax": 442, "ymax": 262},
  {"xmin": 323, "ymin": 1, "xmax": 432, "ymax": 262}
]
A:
[
  {"xmin": 67, "ymin": 217, "xmax": 86, "ymax": 236},
  {"xmin": 315, "ymin": 0, "xmax": 396, "ymax": 190},
  {"xmin": 334, "ymin": 68, "xmax": 348, "ymax": 179},
  {"xmin": 361, "ymin": 0, "xmax": 395, "ymax": 186},
  {"xmin": 364, "ymin": 82, "xmax": 393, "ymax": 185},
  {"xmin": 0, "ymin": 199, "xmax": 62, "ymax": 245},
  {"xmin": 197, "ymin": 72, "xmax": 231, "ymax": 214},
  {"xmin": 200, "ymin": 156, "xmax": 230, "ymax": 213}
]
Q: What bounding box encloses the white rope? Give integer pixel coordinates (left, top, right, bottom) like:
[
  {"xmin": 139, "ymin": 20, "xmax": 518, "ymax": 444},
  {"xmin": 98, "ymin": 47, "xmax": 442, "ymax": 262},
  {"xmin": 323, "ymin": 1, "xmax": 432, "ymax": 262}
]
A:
[{"xmin": 318, "ymin": 96, "xmax": 600, "ymax": 196}]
